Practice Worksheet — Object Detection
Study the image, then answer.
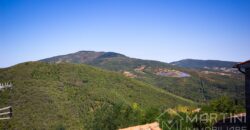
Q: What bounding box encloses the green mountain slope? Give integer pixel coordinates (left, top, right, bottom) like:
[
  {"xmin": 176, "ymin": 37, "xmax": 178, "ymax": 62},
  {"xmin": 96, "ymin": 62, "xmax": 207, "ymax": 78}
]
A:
[
  {"xmin": 0, "ymin": 62, "xmax": 193, "ymax": 129},
  {"xmin": 41, "ymin": 51, "xmax": 245, "ymax": 103}
]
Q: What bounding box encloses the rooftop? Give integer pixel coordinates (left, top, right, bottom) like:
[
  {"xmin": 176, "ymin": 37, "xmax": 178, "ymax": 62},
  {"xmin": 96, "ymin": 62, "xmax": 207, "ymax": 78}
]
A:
[
  {"xmin": 233, "ymin": 60, "xmax": 250, "ymax": 69},
  {"xmin": 119, "ymin": 122, "xmax": 161, "ymax": 130}
]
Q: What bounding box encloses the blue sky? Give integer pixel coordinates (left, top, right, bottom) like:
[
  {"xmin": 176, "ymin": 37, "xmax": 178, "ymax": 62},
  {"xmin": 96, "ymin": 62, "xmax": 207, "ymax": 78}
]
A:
[{"xmin": 0, "ymin": 0, "xmax": 249, "ymax": 68}]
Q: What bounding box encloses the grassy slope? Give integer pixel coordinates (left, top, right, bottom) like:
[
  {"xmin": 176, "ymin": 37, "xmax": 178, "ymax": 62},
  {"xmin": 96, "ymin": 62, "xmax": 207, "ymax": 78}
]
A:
[{"xmin": 0, "ymin": 62, "xmax": 194, "ymax": 129}]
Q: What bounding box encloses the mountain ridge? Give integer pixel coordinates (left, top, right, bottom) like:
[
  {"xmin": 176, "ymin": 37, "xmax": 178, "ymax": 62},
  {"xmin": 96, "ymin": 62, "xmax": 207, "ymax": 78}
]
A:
[
  {"xmin": 41, "ymin": 51, "xmax": 240, "ymax": 67},
  {"xmin": 40, "ymin": 51, "xmax": 127, "ymax": 64},
  {"xmin": 171, "ymin": 59, "xmax": 238, "ymax": 69},
  {"xmin": 40, "ymin": 50, "xmax": 244, "ymax": 103}
]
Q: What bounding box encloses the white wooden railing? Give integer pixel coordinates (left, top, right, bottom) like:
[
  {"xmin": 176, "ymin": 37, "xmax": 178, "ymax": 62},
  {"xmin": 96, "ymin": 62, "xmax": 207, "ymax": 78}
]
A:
[
  {"xmin": 0, "ymin": 106, "xmax": 12, "ymax": 120},
  {"xmin": 0, "ymin": 82, "xmax": 13, "ymax": 90},
  {"xmin": 0, "ymin": 82, "xmax": 13, "ymax": 120}
]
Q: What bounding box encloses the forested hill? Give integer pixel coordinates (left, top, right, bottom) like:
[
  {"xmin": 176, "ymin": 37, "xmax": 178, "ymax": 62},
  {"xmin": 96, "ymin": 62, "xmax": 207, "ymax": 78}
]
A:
[{"xmin": 0, "ymin": 62, "xmax": 193, "ymax": 129}]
